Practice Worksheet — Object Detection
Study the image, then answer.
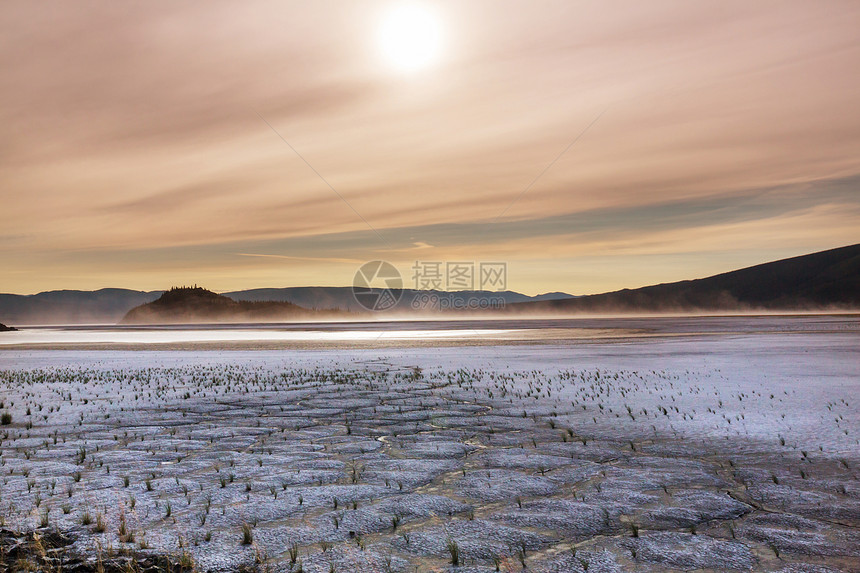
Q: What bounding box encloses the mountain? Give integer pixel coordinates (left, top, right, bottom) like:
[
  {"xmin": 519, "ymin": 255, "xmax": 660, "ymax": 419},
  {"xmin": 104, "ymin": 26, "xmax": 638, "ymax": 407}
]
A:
[
  {"xmin": 3, "ymin": 244, "xmax": 856, "ymax": 323},
  {"xmin": 504, "ymin": 244, "xmax": 860, "ymax": 314},
  {"xmin": 0, "ymin": 288, "xmax": 162, "ymax": 325},
  {"xmin": 225, "ymin": 287, "xmax": 574, "ymax": 313},
  {"xmin": 0, "ymin": 323, "xmax": 17, "ymax": 332},
  {"xmin": 0, "ymin": 285, "xmax": 574, "ymax": 325},
  {"xmin": 531, "ymin": 292, "xmax": 580, "ymax": 301},
  {"xmin": 120, "ymin": 286, "xmax": 344, "ymax": 324},
  {"xmin": 224, "ymin": 287, "xmax": 362, "ymax": 311}
]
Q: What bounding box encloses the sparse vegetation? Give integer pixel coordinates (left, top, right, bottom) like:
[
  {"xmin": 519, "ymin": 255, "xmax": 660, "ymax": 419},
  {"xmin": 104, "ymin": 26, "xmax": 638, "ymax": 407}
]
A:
[
  {"xmin": 0, "ymin": 352, "xmax": 853, "ymax": 571},
  {"xmin": 241, "ymin": 522, "xmax": 254, "ymax": 545},
  {"xmin": 446, "ymin": 537, "xmax": 460, "ymax": 566}
]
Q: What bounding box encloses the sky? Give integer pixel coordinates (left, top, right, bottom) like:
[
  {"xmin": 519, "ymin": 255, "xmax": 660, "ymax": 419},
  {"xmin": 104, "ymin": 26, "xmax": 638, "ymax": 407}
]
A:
[{"xmin": 2, "ymin": 0, "xmax": 859, "ymax": 296}]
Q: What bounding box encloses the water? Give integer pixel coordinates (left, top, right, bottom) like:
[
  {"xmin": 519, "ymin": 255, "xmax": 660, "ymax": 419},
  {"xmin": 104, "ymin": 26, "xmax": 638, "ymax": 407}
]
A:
[{"xmin": 1, "ymin": 314, "xmax": 856, "ymax": 348}]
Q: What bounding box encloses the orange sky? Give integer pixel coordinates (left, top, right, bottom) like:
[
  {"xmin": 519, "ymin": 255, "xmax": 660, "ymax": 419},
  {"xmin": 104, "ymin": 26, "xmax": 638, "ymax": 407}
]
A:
[{"xmin": 2, "ymin": 0, "xmax": 859, "ymax": 295}]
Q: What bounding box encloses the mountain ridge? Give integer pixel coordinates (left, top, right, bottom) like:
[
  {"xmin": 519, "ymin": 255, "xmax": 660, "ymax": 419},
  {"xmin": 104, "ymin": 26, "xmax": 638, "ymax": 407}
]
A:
[
  {"xmin": 1, "ymin": 244, "xmax": 858, "ymax": 325},
  {"xmin": 0, "ymin": 286, "xmax": 574, "ymax": 325},
  {"xmin": 503, "ymin": 243, "xmax": 860, "ymax": 314}
]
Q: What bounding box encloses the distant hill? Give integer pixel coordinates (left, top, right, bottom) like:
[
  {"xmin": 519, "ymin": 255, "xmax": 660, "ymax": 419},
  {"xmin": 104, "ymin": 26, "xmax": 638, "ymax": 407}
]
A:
[
  {"xmin": 531, "ymin": 291, "xmax": 578, "ymax": 302},
  {"xmin": 0, "ymin": 285, "xmax": 574, "ymax": 325},
  {"xmin": 120, "ymin": 286, "xmax": 344, "ymax": 324},
  {"xmin": 224, "ymin": 286, "xmax": 362, "ymax": 311},
  {"xmin": 0, "ymin": 288, "xmax": 162, "ymax": 325},
  {"xmin": 505, "ymin": 244, "xmax": 860, "ymax": 314},
  {"xmin": 0, "ymin": 323, "xmax": 17, "ymax": 332},
  {"xmin": 3, "ymin": 244, "xmax": 857, "ymax": 323},
  {"xmin": 225, "ymin": 287, "xmax": 574, "ymax": 313}
]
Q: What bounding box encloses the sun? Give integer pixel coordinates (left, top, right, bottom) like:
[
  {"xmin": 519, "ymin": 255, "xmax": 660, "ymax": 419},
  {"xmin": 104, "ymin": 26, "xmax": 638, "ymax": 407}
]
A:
[{"xmin": 377, "ymin": 3, "xmax": 443, "ymax": 73}]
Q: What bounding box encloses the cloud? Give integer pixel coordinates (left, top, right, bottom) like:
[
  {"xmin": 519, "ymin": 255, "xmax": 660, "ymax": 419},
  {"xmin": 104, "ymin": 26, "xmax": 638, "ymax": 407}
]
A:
[{"xmin": 1, "ymin": 1, "xmax": 859, "ymax": 292}]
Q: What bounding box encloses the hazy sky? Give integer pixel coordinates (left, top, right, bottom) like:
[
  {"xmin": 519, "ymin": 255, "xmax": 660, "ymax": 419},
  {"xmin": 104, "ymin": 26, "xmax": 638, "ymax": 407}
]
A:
[{"xmin": 2, "ymin": 0, "xmax": 859, "ymax": 295}]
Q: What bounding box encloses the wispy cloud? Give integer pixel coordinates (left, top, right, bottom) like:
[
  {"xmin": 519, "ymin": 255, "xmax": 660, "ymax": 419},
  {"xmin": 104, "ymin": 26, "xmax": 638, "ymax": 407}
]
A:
[
  {"xmin": 236, "ymin": 253, "xmax": 364, "ymax": 264},
  {"xmin": 1, "ymin": 1, "xmax": 859, "ymax": 292}
]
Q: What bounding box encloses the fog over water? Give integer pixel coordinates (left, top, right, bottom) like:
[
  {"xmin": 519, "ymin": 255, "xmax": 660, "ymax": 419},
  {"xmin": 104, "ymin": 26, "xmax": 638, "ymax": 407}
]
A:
[{"xmin": 1, "ymin": 314, "xmax": 857, "ymax": 348}]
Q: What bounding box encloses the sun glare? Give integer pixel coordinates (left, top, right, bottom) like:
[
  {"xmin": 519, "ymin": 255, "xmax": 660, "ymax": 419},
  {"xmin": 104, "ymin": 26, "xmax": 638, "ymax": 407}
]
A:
[{"xmin": 378, "ymin": 3, "xmax": 442, "ymax": 73}]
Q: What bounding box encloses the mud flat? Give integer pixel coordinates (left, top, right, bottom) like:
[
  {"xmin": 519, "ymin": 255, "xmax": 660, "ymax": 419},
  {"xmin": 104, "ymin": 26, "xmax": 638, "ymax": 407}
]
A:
[{"xmin": 0, "ymin": 322, "xmax": 858, "ymax": 572}]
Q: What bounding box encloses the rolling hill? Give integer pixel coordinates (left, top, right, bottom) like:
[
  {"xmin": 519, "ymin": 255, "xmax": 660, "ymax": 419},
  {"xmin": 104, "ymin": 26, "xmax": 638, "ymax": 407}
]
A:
[
  {"xmin": 505, "ymin": 244, "xmax": 860, "ymax": 314},
  {"xmin": 2, "ymin": 244, "xmax": 857, "ymax": 325},
  {"xmin": 120, "ymin": 286, "xmax": 344, "ymax": 324},
  {"xmin": 0, "ymin": 288, "xmax": 162, "ymax": 325},
  {"xmin": 0, "ymin": 286, "xmax": 573, "ymax": 325},
  {"xmin": 224, "ymin": 287, "xmax": 574, "ymax": 313}
]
